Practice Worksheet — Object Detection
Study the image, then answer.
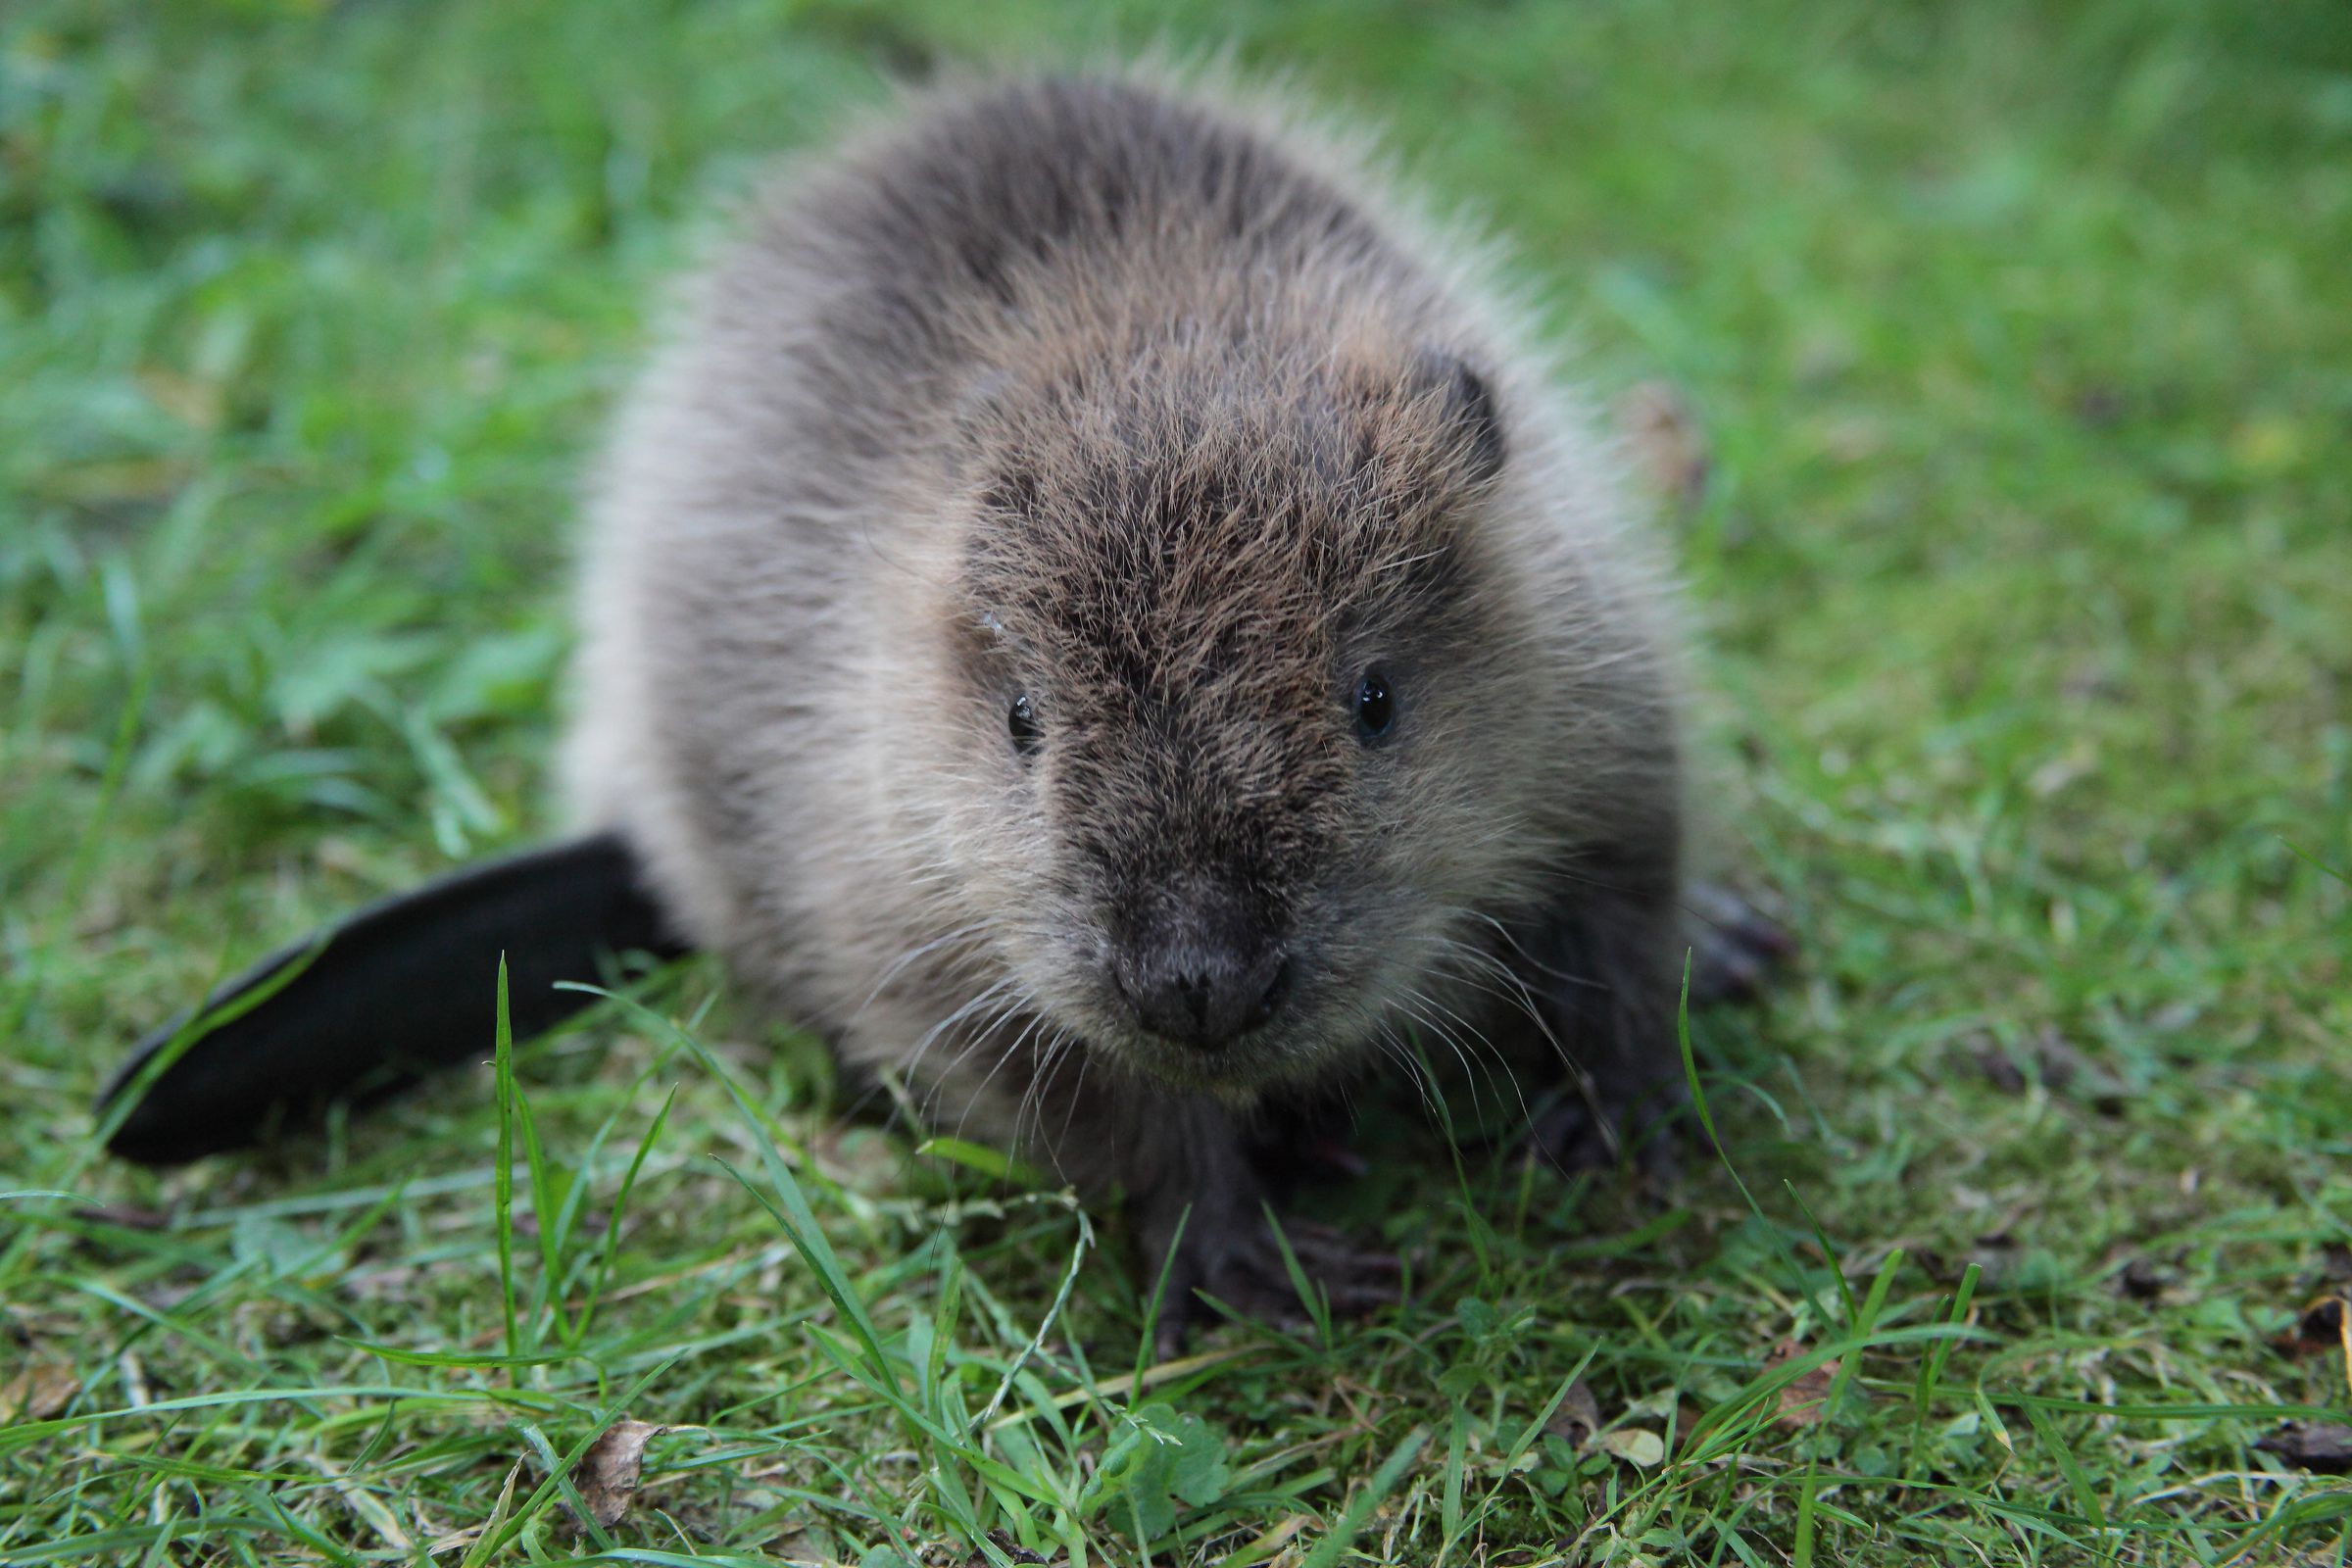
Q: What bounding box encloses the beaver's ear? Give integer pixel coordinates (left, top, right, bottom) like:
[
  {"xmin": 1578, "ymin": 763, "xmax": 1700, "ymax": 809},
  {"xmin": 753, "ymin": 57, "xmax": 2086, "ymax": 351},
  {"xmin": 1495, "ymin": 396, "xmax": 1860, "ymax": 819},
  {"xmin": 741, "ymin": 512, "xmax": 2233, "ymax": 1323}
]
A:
[
  {"xmin": 97, "ymin": 832, "xmax": 690, "ymax": 1166},
  {"xmin": 1418, "ymin": 349, "xmax": 1507, "ymax": 487}
]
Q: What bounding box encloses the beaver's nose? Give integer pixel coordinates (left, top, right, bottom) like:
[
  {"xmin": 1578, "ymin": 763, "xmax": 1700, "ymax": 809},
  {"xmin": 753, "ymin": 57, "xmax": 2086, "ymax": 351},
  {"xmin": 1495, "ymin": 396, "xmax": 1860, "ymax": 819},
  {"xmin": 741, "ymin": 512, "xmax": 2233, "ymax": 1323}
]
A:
[{"xmin": 1114, "ymin": 920, "xmax": 1291, "ymax": 1050}]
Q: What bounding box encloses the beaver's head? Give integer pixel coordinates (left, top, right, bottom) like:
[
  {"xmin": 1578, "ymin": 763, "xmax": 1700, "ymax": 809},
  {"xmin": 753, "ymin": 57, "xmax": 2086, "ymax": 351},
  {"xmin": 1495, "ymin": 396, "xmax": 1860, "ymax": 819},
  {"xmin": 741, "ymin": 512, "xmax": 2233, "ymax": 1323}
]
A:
[{"xmin": 912, "ymin": 334, "xmax": 1602, "ymax": 1098}]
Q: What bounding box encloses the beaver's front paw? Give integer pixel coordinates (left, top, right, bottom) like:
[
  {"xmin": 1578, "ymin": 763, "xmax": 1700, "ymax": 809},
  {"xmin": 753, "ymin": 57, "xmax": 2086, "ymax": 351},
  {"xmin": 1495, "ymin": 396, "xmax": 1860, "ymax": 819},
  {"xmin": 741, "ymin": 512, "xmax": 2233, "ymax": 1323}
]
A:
[
  {"xmin": 1684, "ymin": 881, "xmax": 1795, "ymax": 1004},
  {"xmin": 1148, "ymin": 1209, "xmax": 1400, "ymax": 1358}
]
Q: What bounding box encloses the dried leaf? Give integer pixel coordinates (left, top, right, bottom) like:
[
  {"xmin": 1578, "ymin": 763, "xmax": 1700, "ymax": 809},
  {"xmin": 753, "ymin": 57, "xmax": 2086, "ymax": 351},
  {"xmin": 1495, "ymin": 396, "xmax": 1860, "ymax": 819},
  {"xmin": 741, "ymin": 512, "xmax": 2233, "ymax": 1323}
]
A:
[
  {"xmin": 1598, "ymin": 1427, "xmax": 1664, "ymax": 1467},
  {"xmin": 1545, "ymin": 1380, "xmax": 1601, "ymax": 1448},
  {"xmin": 2255, "ymin": 1422, "xmax": 2352, "ymax": 1475},
  {"xmin": 1765, "ymin": 1339, "xmax": 1839, "ymax": 1429},
  {"xmin": 0, "ymin": 1359, "xmax": 80, "ymax": 1421},
  {"xmin": 571, "ymin": 1418, "xmax": 666, "ymax": 1528}
]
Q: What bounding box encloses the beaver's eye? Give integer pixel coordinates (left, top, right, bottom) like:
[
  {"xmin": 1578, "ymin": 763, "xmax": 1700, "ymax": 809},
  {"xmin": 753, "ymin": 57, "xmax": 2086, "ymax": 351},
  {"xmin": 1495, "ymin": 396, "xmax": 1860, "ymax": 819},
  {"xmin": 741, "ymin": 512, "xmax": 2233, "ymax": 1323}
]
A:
[
  {"xmin": 1007, "ymin": 693, "xmax": 1042, "ymax": 759},
  {"xmin": 1353, "ymin": 667, "xmax": 1396, "ymax": 744}
]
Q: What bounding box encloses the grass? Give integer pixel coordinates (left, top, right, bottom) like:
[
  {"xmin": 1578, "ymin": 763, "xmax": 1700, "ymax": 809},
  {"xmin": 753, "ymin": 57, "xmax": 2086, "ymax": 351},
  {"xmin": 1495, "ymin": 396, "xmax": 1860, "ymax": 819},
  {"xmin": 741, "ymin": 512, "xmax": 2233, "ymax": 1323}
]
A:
[{"xmin": 4, "ymin": 0, "xmax": 2350, "ymax": 1561}]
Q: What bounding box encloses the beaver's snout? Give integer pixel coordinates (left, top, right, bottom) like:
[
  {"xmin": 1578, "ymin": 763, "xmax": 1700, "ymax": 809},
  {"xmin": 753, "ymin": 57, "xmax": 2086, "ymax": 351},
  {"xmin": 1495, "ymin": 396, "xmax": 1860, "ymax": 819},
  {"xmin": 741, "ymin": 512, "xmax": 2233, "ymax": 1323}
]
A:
[{"xmin": 1111, "ymin": 899, "xmax": 1292, "ymax": 1051}]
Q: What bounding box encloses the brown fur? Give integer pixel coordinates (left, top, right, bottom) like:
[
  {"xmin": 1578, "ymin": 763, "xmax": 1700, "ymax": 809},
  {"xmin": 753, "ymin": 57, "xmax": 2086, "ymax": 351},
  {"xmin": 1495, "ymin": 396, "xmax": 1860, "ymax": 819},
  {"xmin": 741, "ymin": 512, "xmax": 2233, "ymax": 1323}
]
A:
[{"xmin": 566, "ymin": 70, "xmax": 1702, "ymax": 1325}]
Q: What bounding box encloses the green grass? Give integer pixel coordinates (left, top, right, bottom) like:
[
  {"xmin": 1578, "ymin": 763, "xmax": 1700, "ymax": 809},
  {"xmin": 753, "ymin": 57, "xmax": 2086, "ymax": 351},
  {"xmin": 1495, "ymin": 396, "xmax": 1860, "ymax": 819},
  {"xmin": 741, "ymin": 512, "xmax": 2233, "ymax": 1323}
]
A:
[{"xmin": 5, "ymin": 0, "xmax": 2350, "ymax": 1562}]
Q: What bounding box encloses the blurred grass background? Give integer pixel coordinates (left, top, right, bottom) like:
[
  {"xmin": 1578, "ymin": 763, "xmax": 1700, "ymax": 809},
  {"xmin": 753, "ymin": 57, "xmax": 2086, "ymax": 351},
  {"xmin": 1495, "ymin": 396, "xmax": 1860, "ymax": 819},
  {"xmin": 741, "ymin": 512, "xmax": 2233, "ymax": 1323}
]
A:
[{"xmin": 4, "ymin": 1, "xmax": 2350, "ymax": 1563}]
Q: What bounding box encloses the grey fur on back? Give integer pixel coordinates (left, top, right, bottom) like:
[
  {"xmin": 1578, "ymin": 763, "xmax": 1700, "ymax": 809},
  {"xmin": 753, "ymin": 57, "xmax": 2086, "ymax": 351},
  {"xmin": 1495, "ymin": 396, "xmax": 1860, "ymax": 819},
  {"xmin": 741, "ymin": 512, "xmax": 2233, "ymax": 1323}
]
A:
[{"xmin": 565, "ymin": 70, "xmax": 1694, "ymax": 1317}]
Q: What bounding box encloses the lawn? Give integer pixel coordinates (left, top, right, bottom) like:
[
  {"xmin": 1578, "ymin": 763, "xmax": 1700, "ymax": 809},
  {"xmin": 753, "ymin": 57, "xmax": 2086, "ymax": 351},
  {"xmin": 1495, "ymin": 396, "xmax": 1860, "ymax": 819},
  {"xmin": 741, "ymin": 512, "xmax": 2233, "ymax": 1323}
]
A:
[{"xmin": 4, "ymin": 1, "xmax": 2350, "ymax": 1563}]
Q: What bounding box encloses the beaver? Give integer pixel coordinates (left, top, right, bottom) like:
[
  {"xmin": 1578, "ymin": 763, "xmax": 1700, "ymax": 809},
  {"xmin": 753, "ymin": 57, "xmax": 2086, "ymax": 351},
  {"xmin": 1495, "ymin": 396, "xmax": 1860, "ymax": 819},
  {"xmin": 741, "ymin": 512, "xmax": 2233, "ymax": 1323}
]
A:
[{"xmin": 103, "ymin": 70, "xmax": 1787, "ymax": 1344}]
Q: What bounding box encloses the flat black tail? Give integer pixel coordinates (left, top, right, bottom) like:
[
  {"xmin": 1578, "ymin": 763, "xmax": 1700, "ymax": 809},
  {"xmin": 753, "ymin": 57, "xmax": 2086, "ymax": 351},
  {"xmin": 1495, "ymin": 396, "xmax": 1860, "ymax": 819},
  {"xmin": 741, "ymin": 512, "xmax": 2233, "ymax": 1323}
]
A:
[{"xmin": 98, "ymin": 831, "xmax": 691, "ymax": 1166}]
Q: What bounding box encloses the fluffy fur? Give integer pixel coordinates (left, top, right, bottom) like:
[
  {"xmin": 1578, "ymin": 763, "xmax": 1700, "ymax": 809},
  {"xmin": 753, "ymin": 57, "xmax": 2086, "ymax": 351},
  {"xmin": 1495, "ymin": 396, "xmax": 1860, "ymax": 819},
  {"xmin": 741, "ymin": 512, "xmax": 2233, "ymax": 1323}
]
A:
[{"xmin": 566, "ymin": 70, "xmax": 1703, "ymax": 1327}]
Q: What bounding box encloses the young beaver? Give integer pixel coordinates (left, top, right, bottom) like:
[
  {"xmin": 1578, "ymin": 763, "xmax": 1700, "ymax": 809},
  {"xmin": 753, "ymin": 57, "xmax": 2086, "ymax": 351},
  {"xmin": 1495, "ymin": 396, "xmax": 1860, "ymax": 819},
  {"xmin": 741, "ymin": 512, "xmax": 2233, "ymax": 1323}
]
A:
[
  {"xmin": 565, "ymin": 70, "xmax": 1779, "ymax": 1338},
  {"xmin": 102, "ymin": 68, "xmax": 1785, "ymax": 1343}
]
